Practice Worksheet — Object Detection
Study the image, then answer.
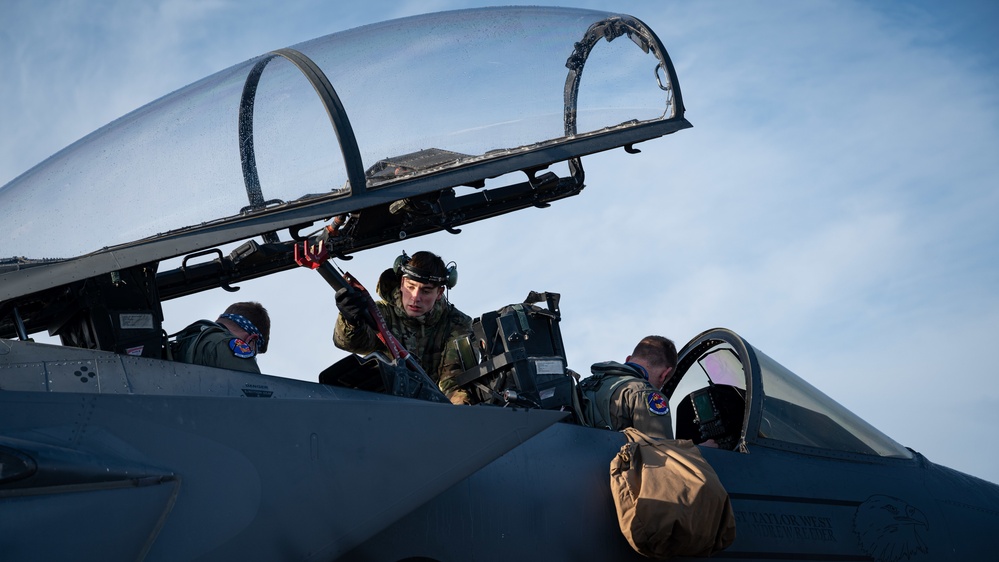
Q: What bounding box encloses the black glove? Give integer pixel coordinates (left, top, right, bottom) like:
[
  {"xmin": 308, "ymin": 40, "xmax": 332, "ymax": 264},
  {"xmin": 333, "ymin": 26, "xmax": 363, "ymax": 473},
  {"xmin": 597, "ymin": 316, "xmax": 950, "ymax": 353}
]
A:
[{"xmin": 335, "ymin": 287, "xmax": 368, "ymax": 325}]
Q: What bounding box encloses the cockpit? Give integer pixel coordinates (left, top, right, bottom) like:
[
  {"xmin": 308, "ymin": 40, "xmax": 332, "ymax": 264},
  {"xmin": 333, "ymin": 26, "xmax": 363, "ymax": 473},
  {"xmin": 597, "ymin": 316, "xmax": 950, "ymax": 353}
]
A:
[{"xmin": 667, "ymin": 329, "xmax": 913, "ymax": 459}]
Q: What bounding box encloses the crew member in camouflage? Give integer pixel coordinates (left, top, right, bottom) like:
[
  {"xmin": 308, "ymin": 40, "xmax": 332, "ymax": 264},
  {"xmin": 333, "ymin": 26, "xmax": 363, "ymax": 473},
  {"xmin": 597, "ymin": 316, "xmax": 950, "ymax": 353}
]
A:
[
  {"xmin": 172, "ymin": 301, "xmax": 271, "ymax": 374},
  {"xmin": 579, "ymin": 335, "xmax": 677, "ymax": 439},
  {"xmin": 333, "ymin": 251, "xmax": 473, "ymax": 404}
]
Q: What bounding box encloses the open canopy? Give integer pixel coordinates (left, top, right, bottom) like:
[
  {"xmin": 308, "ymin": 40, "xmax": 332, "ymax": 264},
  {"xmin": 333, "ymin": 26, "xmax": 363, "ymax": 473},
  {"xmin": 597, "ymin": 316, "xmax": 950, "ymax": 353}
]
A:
[{"xmin": 0, "ymin": 6, "xmax": 689, "ymax": 304}]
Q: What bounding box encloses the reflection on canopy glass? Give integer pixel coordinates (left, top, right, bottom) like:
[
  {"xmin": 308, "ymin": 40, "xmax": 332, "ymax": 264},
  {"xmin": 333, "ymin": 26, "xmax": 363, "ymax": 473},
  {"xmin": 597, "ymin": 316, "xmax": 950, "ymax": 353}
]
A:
[{"xmin": 756, "ymin": 349, "xmax": 912, "ymax": 458}]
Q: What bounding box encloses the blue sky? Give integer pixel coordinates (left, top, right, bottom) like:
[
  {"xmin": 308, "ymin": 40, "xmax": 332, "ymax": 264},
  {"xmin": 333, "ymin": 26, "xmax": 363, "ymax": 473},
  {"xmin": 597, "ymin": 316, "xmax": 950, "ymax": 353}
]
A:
[{"xmin": 2, "ymin": 0, "xmax": 998, "ymax": 484}]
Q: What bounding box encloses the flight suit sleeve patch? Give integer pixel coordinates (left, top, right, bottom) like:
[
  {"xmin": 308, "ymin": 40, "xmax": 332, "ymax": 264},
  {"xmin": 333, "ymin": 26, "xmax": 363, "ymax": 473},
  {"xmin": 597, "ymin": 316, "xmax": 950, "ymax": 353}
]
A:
[
  {"xmin": 229, "ymin": 338, "xmax": 256, "ymax": 359},
  {"xmin": 647, "ymin": 392, "xmax": 670, "ymax": 416}
]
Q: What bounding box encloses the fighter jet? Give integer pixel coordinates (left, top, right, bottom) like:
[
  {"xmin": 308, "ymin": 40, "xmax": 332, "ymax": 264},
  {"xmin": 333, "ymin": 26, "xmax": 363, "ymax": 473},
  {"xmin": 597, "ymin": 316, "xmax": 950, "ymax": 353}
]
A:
[{"xmin": 1, "ymin": 6, "xmax": 996, "ymax": 562}]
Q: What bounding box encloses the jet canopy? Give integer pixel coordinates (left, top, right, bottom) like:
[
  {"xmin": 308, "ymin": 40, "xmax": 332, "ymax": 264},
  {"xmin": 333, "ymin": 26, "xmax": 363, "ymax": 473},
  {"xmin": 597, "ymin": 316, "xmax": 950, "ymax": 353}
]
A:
[
  {"xmin": 0, "ymin": 6, "xmax": 689, "ymax": 307},
  {"xmin": 669, "ymin": 328, "xmax": 913, "ymax": 460}
]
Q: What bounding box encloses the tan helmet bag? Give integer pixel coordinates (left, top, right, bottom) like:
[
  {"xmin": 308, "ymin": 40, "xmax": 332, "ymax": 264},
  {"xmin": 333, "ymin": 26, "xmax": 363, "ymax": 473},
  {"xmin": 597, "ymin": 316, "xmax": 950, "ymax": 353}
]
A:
[{"xmin": 610, "ymin": 428, "xmax": 736, "ymax": 558}]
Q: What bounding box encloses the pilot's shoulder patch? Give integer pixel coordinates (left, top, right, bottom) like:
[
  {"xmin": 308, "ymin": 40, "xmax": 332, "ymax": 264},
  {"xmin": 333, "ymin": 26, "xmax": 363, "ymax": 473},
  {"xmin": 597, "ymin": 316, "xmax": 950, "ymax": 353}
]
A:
[
  {"xmin": 229, "ymin": 338, "xmax": 256, "ymax": 359},
  {"xmin": 647, "ymin": 392, "xmax": 670, "ymax": 416}
]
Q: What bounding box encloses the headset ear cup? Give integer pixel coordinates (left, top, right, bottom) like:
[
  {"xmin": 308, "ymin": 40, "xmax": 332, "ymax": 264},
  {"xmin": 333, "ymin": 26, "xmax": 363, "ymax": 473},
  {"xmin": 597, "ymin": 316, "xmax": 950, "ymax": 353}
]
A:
[
  {"xmin": 447, "ymin": 264, "xmax": 457, "ymax": 289},
  {"xmin": 393, "ymin": 252, "xmax": 410, "ymax": 276}
]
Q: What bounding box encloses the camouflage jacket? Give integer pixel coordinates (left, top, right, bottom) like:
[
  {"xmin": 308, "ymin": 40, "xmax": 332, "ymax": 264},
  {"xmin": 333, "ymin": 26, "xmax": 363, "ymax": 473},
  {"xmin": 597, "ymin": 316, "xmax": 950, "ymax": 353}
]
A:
[
  {"xmin": 333, "ymin": 287, "xmax": 473, "ymax": 392},
  {"xmin": 579, "ymin": 361, "xmax": 673, "ymax": 440}
]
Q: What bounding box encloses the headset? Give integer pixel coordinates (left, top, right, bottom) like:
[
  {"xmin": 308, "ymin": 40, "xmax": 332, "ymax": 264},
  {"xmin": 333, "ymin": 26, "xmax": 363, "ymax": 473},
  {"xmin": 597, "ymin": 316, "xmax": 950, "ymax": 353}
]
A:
[{"xmin": 393, "ymin": 251, "xmax": 457, "ymax": 289}]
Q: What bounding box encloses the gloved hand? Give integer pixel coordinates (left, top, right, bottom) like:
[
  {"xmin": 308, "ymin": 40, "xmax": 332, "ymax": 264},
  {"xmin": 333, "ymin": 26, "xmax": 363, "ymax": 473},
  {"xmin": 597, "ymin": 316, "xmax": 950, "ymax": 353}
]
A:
[
  {"xmin": 335, "ymin": 287, "xmax": 368, "ymax": 325},
  {"xmin": 447, "ymin": 388, "xmax": 473, "ymax": 406}
]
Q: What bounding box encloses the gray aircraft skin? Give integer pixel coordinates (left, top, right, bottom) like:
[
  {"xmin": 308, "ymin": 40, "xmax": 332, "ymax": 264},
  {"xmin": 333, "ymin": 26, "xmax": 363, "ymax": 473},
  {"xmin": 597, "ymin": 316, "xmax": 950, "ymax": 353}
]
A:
[{"xmin": 1, "ymin": 7, "xmax": 996, "ymax": 562}]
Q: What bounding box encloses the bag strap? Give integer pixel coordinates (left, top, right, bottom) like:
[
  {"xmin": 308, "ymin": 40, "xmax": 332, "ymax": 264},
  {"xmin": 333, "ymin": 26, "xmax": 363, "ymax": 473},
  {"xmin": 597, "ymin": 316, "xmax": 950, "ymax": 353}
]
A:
[{"xmin": 581, "ymin": 375, "xmax": 632, "ymax": 430}]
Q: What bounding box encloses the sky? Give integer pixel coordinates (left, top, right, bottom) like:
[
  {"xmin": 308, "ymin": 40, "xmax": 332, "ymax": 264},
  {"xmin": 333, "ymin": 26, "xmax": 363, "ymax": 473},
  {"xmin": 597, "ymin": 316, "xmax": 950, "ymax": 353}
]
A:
[{"xmin": 2, "ymin": 0, "xmax": 998, "ymax": 484}]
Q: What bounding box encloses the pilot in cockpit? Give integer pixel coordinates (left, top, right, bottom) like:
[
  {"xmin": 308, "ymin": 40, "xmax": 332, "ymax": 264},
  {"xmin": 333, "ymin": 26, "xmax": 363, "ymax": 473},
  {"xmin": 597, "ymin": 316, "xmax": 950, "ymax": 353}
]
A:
[
  {"xmin": 171, "ymin": 301, "xmax": 270, "ymax": 374},
  {"xmin": 579, "ymin": 335, "xmax": 678, "ymax": 439}
]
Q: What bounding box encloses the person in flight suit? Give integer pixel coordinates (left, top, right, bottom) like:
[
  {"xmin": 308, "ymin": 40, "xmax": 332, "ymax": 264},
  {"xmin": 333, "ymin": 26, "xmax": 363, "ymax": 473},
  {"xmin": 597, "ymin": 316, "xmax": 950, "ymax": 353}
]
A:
[
  {"xmin": 580, "ymin": 335, "xmax": 677, "ymax": 439},
  {"xmin": 173, "ymin": 301, "xmax": 271, "ymax": 374},
  {"xmin": 333, "ymin": 250, "xmax": 474, "ymax": 404}
]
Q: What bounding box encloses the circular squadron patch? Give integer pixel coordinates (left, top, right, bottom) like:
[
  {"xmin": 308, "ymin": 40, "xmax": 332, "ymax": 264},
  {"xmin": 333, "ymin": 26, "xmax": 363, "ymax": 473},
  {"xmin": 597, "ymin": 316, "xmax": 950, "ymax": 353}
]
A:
[
  {"xmin": 647, "ymin": 392, "xmax": 670, "ymax": 415},
  {"xmin": 229, "ymin": 338, "xmax": 256, "ymax": 358}
]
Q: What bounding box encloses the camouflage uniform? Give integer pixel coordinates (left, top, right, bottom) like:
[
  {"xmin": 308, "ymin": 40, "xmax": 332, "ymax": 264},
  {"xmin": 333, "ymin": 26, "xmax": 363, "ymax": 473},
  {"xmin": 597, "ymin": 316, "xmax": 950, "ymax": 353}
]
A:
[
  {"xmin": 580, "ymin": 361, "xmax": 673, "ymax": 440},
  {"xmin": 333, "ymin": 286, "xmax": 472, "ymax": 398},
  {"xmin": 173, "ymin": 320, "xmax": 261, "ymax": 374}
]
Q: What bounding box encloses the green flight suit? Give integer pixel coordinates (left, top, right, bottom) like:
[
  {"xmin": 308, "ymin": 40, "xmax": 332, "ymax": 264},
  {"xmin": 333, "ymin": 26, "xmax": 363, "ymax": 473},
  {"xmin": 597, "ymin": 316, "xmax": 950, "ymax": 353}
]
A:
[
  {"xmin": 173, "ymin": 320, "xmax": 261, "ymax": 374},
  {"xmin": 580, "ymin": 361, "xmax": 673, "ymax": 440}
]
